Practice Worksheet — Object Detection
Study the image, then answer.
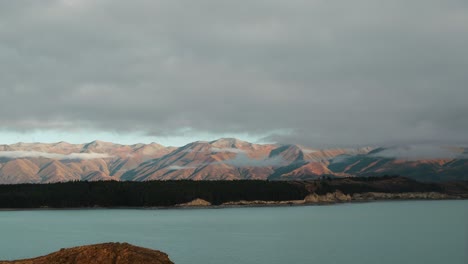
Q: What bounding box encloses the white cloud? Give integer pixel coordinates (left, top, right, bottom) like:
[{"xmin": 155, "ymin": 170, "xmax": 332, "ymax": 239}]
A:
[
  {"xmin": 211, "ymin": 147, "xmax": 246, "ymax": 153},
  {"xmin": 301, "ymin": 149, "xmax": 318, "ymax": 154},
  {"xmin": 167, "ymin": 165, "xmax": 196, "ymax": 170},
  {"xmin": 0, "ymin": 151, "xmax": 112, "ymax": 160}
]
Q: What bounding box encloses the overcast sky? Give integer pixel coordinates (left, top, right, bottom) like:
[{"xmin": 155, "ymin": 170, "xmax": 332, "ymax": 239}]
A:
[{"xmin": 0, "ymin": 0, "xmax": 467, "ymax": 147}]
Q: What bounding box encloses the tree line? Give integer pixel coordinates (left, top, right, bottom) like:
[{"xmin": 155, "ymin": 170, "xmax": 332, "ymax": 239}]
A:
[
  {"xmin": 0, "ymin": 176, "xmax": 463, "ymax": 208},
  {"xmin": 0, "ymin": 180, "xmax": 308, "ymax": 208}
]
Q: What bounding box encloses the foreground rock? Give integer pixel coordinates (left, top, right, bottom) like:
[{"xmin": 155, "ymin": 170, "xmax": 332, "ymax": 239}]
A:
[{"xmin": 0, "ymin": 243, "xmax": 174, "ymax": 264}]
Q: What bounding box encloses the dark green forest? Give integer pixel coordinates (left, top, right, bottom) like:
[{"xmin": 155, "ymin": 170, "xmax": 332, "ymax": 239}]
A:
[
  {"xmin": 0, "ymin": 176, "xmax": 466, "ymax": 208},
  {"xmin": 0, "ymin": 180, "xmax": 308, "ymax": 208}
]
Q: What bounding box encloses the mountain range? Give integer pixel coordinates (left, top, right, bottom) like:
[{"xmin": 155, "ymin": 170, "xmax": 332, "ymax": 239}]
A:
[{"xmin": 0, "ymin": 138, "xmax": 466, "ymax": 184}]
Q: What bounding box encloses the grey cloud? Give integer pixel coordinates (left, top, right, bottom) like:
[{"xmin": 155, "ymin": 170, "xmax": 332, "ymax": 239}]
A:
[
  {"xmin": 211, "ymin": 147, "xmax": 246, "ymax": 153},
  {"xmin": 330, "ymin": 155, "xmax": 354, "ymax": 164},
  {"xmin": 1, "ymin": 1, "xmax": 467, "ymax": 147},
  {"xmin": 301, "ymin": 149, "xmax": 318, "ymax": 154},
  {"xmin": 0, "ymin": 151, "xmax": 112, "ymax": 160},
  {"xmin": 370, "ymin": 145, "xmax": 468, "ymax": 160},
  {"xmin": 220, "ymin": 153, "xmax": 286, "ymax": 168}
]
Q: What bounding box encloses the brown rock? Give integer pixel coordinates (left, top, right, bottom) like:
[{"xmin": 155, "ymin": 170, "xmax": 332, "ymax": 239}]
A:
[
  {"xmin": 177, "ymin": 198, "xmax": 211, "ymax": 207},
  {"xmin": 304, "ymin": 191, "xmax": 352, "ymax": 203},
  {"xmin": 0, "ymin": 242, "xmax": 174, "ymax": 264}
]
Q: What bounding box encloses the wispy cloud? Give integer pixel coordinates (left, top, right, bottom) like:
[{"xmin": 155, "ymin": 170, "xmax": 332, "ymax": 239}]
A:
[
  {"xmin": 330, "ymin": 155, "xmax": 353, "ymax": 164},
  {"xmin": 370, "ymin": 145, "xmax": 468, "ymax": 160},
  {"xmin": 166, "ymin": 165, "xmax": 197, "ymax": 170},
  {"xmin": 211, "ymin": 147, "xmax": 246, "ymax": 153},
  {"xmin": 0, "ymin": 151, "xmax": 112, "ymax": 160},
  {"xmin": 219, "ymin": 153, "xmax": 286, "ymax": 167},
  {"xmin": 301, "ymin": 149, "xmax": 318, "ymax": 154}
]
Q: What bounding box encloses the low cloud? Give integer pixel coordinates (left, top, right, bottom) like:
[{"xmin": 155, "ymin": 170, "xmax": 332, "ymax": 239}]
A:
[
  {"xmin": 0, "ymin": 151, "xmax": 112, "ymax": 160},
  {"xmin": 370, "ymin": 145, "xmax": 468, "ymax": 160},
  {"xmin": 211, "ymin": 147, "xmax": 246, "ymax": 153},
  {"xmin": 167, "ymin": 165, "xmax": 196, "ymax": 170},
  {"xmin": 330, "ymin": 155, "xmax": 353, "ymax": 164},
  {"xmin": 301, "ymin": 149, "xmax": 318, "ymax": 154},
  {"xmin": 220, "ymin": 153, "xmax": 286, "ymax": 167}
]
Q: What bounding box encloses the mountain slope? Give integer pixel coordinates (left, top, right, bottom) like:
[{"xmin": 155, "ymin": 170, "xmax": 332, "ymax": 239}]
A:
[
  {"xmin": 0, "ymin": 139, "xmax": 466, "ymax": 183},
  {"xmin": 0, "ymin": 141, "xmax": 174, "ymax": 184},
  {"xmin": 0, "ymin": 159, "xmax": 40, "ymax": 183},
  {"xmin": 122, "ymin": 139, "xmax": 279, "ymax": 181}
]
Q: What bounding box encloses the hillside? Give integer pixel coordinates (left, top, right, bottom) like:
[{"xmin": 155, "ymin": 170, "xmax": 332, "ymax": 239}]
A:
[{"xmin": 0, "ymin": 139, "xmax": 466, "ymax": 183}]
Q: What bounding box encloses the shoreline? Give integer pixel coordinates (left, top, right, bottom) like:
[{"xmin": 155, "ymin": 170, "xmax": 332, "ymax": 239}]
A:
[{"xmin": 1, "ymin": 195, "xmax": 466, "ymax": 211}]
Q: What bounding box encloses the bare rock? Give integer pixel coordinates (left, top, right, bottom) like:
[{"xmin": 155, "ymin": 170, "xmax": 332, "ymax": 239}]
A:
[
  {"xmin": 0, "ymin": 242, "xmax": 174, "ymax": 264},
  {"xmin": 304, "ymin": 191, "xmax": 352, "ymax": 203},
  {"xmin": 177, "ymin": 198, "xmax": 211, "ymax": 207}
]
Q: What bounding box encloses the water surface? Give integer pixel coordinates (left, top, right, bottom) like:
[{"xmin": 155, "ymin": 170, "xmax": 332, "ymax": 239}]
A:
[{"xmin": 0, "ymin": 200, "xmax": 467, "ymax": 264}]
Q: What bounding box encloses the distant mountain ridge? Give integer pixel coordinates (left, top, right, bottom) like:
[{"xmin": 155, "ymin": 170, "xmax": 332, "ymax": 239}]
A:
[{"xmin": 0, "ymin": 138, "xmax": 466, "ymax": 184}]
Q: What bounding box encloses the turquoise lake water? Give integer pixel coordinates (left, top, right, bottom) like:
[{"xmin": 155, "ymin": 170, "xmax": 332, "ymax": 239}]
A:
[{"xmin": 0, "ymin": 200, "xmax": 467, "ymax": 264}]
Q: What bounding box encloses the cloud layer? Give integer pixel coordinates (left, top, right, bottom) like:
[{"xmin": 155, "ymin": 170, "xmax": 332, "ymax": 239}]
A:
[
  {"xmin": 370, "ymin": 145, "xmax": 468, "ymax": 160},
  {"xmin": 166, "ymin": 165, "xmax": 197, "ymax": 170},
  {"xmin": 211, "ymin": 147, "xmax": 246, "ymax": 154},
  {"xmin": 1, "ymin": 1, "xmax": 467, "ymax": 147},
  {"xmin": 220, "ymin": 153, "xmax": 286, "ymax": 168},
  {"xmin": 0, "ymin": 151, "xmax": 112, "ymax": 160}
]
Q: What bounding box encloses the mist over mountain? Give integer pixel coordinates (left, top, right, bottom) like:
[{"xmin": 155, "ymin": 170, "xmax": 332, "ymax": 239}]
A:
[{"xmin": 0, "ymin": 138, "xmax": 466, "ymax": 184}]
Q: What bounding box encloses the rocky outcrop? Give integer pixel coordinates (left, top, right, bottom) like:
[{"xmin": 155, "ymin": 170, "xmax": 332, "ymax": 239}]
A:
[
  {"xmin": 352, "ymin": 192, "xmax": 453, "ymax": 200},
  {"xmin": 302, "ymin": 191, "xmax": 455, "ymax": 204},
  {"xmin": 0, "ymin": 243, "xmax": 174, "ymax": 264},
  {"xmin": 222, "ymin": 200, "xmax": 304, "ymax": 206},
  {"xmin": 221, "ymin": 191, "xmax": 353, "ymax": 206},
  {"xmin": 304, "ymin": 191, "xmax": 352, "ymax": 203},
  {"xmin": 176, "ymin": 198, "xmax": 211, "ymax": 207}
]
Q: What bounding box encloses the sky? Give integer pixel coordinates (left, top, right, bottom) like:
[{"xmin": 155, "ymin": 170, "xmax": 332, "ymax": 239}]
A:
[{"xmin": 0, "ymin": 0, "xmax": 467, "ymax": 148}]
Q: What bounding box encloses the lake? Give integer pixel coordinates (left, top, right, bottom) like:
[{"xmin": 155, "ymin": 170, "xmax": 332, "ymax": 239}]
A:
[{"xmin": 0, "ymin": 200, "xmax": 467, "ymax": 264}]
